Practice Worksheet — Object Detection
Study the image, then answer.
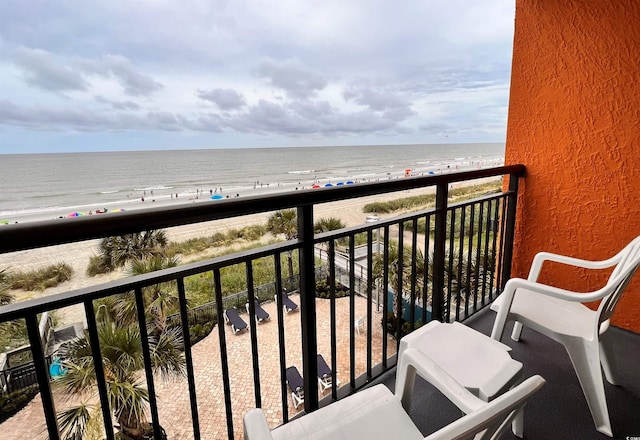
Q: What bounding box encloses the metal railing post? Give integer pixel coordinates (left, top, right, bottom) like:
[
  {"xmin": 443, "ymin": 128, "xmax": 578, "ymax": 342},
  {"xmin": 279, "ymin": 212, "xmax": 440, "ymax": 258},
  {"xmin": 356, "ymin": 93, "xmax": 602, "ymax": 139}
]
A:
[
  {"xmin": 298, "ymin": 205, "xmax": 319, "ymax": 412},
  {"xmin": 25, "ymin": 313, "xmax": 60, "ymax": 440},
  {"xmin": 500, "ymin": 173, "xmax": 521, "ymax": 290},
  {"xmin": 431, "ymin": 182, "xmax": 449, "ymax": 322}
]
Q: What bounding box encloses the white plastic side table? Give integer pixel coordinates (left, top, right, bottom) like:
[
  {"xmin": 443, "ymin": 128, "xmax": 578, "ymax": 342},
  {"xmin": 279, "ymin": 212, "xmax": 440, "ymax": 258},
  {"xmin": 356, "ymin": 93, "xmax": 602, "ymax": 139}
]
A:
[{"xmin": 398, "ymin": 321, "xmax": 525, "ymax": 437}]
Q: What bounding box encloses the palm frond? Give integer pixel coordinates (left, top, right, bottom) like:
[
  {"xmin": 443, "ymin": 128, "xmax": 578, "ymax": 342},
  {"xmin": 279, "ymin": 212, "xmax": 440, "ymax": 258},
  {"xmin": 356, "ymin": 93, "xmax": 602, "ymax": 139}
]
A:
[{"xmin": 57, "ymin": 403, "xmax": 93, "ymax": 440}]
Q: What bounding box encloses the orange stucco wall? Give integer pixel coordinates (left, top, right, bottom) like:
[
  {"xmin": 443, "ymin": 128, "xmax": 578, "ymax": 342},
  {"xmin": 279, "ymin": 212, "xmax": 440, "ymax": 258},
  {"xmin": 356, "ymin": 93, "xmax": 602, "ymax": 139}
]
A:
[{"xmin": 505, "ymin": 0, "xmax": 640, "ymax": 332}]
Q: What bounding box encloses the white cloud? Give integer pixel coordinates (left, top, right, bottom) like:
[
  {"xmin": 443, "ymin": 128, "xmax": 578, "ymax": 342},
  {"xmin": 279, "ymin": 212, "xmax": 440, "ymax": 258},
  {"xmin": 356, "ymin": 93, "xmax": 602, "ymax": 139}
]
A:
[{"xmin": 0, "ymin": 0, "xmax": 515, "ymax": 152}]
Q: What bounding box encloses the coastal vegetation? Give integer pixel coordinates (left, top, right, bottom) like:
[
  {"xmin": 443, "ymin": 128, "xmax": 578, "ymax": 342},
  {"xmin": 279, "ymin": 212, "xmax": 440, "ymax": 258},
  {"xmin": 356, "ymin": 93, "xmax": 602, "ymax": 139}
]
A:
[
  {"xmin": 0, "ymin": 269, "xmax": 11, "ymax": 305},
  {"xmin": 267, "ymin": 209, "xmax": 298, "ymax": 278},
  {"xmin": 0, "ymin": 270, "xmax": 28, "ymax": 352},
  {"xmin": 87, "ymin": 230, "xmax": 169, "ymax": 276},
  {"xmin": 363, "ymin": 180, "xmax": 501, "ymax": 214},
  {"xmin": 3, "ymin": 263, "xmax": 73, "ymax": 291},
  {"xmin": 55, "ymin": 320, "xmax": 184, "ymax": 439},
  {"xmin": 165, "ymin": 224, "xmax": 267, "ymax": 256},
  {"xmin": 372, "ymin": 241, "xmax": 426, "ymax": 316}
]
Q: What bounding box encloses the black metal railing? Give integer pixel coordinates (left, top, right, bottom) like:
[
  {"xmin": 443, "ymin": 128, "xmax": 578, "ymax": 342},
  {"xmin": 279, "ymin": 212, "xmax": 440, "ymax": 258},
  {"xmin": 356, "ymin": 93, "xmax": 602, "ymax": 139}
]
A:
[{"xmin": 0, "ymin": 165, "xmax": 524, "ymax": 440}]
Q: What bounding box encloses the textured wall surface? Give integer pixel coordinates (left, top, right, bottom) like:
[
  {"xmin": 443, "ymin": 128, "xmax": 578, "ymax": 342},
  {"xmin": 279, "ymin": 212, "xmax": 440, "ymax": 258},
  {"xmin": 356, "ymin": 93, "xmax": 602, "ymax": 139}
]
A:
[{"xmin": 506, "ymin": 0, "xmax": 640, "ymax": 331}]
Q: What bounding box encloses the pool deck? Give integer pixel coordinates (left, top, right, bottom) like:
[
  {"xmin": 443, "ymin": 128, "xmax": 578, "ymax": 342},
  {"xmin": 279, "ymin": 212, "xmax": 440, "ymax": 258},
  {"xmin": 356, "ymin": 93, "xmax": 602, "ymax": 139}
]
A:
[{"xmin": 0, "ymin": 293, "xmax": 394, "ymax": 440}]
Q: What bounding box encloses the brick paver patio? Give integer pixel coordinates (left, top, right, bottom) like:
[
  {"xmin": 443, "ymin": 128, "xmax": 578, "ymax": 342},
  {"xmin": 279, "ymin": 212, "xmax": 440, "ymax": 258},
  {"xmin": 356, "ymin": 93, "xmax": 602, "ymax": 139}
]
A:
[{"xmin": 0, "ymin": 293, "xmax": 396, "ymax": 440}]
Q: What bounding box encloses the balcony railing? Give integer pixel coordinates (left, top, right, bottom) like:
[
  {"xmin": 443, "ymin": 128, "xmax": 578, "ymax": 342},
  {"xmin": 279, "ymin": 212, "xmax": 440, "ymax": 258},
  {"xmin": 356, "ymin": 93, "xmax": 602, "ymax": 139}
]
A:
[{"xmin": 0, "ymin": 165, "xmax": 525, "ymax": 440}]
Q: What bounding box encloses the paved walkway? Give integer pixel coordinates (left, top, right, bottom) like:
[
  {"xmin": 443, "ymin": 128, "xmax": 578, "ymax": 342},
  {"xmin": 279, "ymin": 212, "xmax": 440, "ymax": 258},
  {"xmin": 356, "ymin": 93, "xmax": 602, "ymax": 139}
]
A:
[{"xmin": 0, "ymin": 293, "xmax": 396, "ymax": 440}]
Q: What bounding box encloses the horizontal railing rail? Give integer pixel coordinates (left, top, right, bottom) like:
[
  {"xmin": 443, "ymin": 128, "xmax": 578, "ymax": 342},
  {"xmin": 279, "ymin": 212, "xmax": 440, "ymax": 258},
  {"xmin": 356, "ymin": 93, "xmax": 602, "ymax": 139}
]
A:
[{"xmin": 0, "ymin": 165, "xmax": 525, "ymax": 440}]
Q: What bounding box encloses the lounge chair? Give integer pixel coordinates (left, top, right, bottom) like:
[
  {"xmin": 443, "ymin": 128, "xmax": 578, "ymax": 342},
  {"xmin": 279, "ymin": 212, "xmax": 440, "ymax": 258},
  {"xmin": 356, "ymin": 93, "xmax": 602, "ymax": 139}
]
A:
[
  {"xmin": 275, "ymin": 289, "xmax": 298, "ymax": 313},
  {"xmin": 246, "ymin": 299, "xmax": 270, "ymax": 324},
  {"xmin": 223, "ymin": 308, "xmax": 248, "ymax": 335},
  {"xmin": 316, "ymin": 354, "xmax": 340, "ymax": 393},
  {"xmin": 285, "ymin": 366, "xmax": 305, "ymax": 410}
]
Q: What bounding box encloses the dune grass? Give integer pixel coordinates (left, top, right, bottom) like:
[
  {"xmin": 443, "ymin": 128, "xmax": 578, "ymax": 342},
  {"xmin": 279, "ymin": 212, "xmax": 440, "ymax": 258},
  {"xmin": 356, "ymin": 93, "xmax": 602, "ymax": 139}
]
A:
[
  {"xmin": 5, "ymin": 263, "xmax": 73, "ymax": 291},
  {"xmin": 363, "ymin": 180, "xmax": 501, "ymax": 214},
  {"xmin": 166, "ymin": 224, "xmax": 268, "ymax": 257}
]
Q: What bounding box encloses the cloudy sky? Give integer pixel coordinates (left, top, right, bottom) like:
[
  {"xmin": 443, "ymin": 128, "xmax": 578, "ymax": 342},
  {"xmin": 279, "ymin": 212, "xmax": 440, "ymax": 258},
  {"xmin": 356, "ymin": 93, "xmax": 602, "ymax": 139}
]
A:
[{"xmin": 0, "ymin": 1, "xmax": 515, "ymax": 154}]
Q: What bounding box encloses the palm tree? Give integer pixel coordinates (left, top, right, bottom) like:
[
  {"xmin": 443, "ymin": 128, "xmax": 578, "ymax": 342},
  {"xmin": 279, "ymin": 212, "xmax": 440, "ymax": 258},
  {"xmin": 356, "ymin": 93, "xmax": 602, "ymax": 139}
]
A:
[
  {"xmin": 437, "ymin": 246, "xmax": 495, "ymax": 318},
  {"xmin": 267, "ymin": 210, "xmax": 298, "ymax": 278},
  {"xmin": 56, "ymin": 321, "xmax": 185, "ymax": 440},
  {"xmin": 372, "ymin": 241, "xmax": 426, "ymax": 322},
  {"xmin": 314, "ymin": 217, "xmax": 345, "ymax": 233},
  {"xmin": 107, "ymin": 255, "xmax": 181, "ymax": 333},
  {"xmin": 88, "ymin": 230, "xmax": 169, "ymax": 275}
]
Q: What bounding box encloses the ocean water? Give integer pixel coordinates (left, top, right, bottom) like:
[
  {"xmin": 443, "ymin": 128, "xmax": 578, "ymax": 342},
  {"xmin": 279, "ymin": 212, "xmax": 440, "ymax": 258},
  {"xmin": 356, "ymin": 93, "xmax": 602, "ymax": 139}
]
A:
[{"xmin": 0, "ymin": 143, "xmax": 504, "ymax": 218}]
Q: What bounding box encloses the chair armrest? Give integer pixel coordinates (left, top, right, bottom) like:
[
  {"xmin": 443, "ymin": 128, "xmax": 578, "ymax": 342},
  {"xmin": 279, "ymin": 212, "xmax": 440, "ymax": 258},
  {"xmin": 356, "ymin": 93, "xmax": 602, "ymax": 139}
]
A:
[
  {"xmin": 528, "ymin": 251, "xmax": 620, "ymax": 282},
  {"xmin": 425, "ymin": 375, "xmax": 545, "ymax": 440},
  {"xmin": 243, "ymin": 408, "xmax": 274, "ymax": 440},
  {"xmin": 506, "ymin": 277, "xmax": 611, "ymax": 303},
  {"xmin": 490, "ymin": 277, "xmax": 612, "ymax": 340},
  {"xmin": 396, "ymin": 347, "xmax": 485, "ymax": 414}
]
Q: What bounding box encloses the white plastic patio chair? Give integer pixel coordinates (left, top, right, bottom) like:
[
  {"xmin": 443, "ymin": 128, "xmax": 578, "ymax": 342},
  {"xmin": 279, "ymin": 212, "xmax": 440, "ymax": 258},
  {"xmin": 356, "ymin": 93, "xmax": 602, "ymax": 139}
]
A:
[
  {"xmin": 243, "ymin": 348, "xmax": 545, "ymax": 440},
  {"xmin": 490, "ymin": 235, "xmax": 640, "ymax": 437}
]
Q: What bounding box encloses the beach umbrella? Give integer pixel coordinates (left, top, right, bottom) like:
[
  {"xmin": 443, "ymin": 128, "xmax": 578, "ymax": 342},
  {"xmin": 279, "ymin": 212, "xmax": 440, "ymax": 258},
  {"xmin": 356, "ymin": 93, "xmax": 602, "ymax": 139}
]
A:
[
  {"xmin": 428, "ymin": 171, "xmax": 436, "ymax": 175},
  {"xmin": 312, "ymin": 184, "xmax": 321, "ymax": 189},
  {"xmin": 66, "ymin": 211, "xmax": 84, "ymax": 217},
  {"xmin": 110, "ymin": 208, "xmax": 126, "ymax": 212},
  {"xmin": 211, "ymin": 194, "xmax": 224, "ymax": 200},
  {"xmin": 324, "ymin": 183, "xmax": 333, "ymax": 187},
  {"xmin": 346, "ymin": 181, "xmax": 355, "ymax": 185},
  {"xmin": 336, "ymin": 182, "xmax": 344, "ymax": 186}
]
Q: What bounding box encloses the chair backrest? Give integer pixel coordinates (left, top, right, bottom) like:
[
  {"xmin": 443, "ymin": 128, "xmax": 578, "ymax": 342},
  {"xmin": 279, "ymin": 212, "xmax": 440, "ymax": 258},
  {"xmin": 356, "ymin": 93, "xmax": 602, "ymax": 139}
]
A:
[
  {"xmin": 316, "ymin": 354, "xmax": 332, "ymax": 378},
  {"xmin": 285, "ymin": 366, "xmax": 304, "ymax": 394},
  {"xmin": 426, "ymin": 375, "xmax": 545, "ymax": 440},
  {"xmin": 598, "ymin": 236, "xmax": 640, "ymax": 330}
]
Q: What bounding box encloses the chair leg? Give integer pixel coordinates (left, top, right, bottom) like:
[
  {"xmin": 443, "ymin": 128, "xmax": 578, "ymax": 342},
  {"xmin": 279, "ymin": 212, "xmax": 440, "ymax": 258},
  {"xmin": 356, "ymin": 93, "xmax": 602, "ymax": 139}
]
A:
[
  {"xmin": 511, "ymin": 407, "xmax": 524, "ymax": 438},
  {"xmin": 599, "ymin": 333, "xmax": 618, "ymax": 386},
  {"xmin": 565, "ymin": 340, "xmax": 613, "ymax": 437},
  {"xmin": 490, "ymin": 311, "xmax": 509, "ymax": 341},
  {"xmin": 511, "ymin": 321, "xmax": 524, "ymax": 342},
  {"xmin": 396, "ymin": 361, "xmax": 418, "ymax": 411}
]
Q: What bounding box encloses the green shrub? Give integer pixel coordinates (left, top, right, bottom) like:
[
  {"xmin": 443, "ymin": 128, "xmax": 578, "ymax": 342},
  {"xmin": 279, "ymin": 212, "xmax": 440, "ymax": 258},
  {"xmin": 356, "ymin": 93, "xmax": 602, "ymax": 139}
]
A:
[
  {"xmin": 167, "ymin": 237, "xmax": 212, "ymax": 256},
  {"xmin": 87, "ymin": 255, "xmax": 111, "ymax": 276},
  {"xmin": 0, "ymin": 388, "xmax": 38, "ymax": 422},
  {"xmin": 384, "ymin": 313, "xmax": 424, "ymax": 339},
  {"xmin": 188, "ymin": 322, "xmax": 215, "ymax": 345},
  {"xmin": 315, "ymin": 279, "xmax": 350, "ymax": 299},
  {"xmin": 7, "ymin": 263, "xmax": 73, "ymax": 291},
  {"xmin": 363, "ymin": 181, "xmax": 501, "ymax": 215},
  {"xmin": 239, "ymin": 225, "xmax": 268, "ymax": 241}
]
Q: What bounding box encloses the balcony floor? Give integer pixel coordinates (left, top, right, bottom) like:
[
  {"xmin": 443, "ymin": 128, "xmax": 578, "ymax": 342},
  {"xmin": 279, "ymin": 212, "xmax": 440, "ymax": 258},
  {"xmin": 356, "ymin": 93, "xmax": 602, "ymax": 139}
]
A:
[{"xmin": 376, "ymin": 306, "xmax": 640, "ymax": 440}]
